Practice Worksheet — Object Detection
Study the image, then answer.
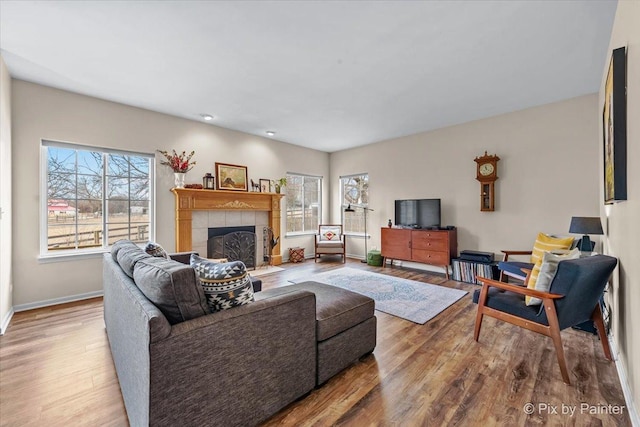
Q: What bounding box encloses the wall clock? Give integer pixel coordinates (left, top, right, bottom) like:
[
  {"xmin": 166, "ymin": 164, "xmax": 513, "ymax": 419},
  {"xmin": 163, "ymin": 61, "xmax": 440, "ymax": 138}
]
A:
[{"xmin": 474, "ymin": 151, "xmax": 500, "ymax": 212}]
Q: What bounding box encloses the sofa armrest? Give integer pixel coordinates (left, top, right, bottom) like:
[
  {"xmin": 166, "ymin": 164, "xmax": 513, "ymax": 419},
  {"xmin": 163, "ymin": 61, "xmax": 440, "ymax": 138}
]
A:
[
  {"xmin": 147, "ymin": 289, "xmax": 317, "ymax": 426},
  {"xmin": 169, "ymin": 251, "xmax": 199, "ymax": 265}
]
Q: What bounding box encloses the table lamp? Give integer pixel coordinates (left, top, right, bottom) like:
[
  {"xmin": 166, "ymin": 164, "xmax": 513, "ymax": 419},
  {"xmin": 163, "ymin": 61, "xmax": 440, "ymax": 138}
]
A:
[{"xmin": 569, "ymin": 217, "xmax": 604, "ymax": 252}]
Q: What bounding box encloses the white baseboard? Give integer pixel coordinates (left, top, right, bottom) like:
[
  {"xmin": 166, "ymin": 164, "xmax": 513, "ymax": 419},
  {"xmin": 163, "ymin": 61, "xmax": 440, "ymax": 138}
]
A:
[
  {"xmin": 13, "ymin": 290, "xmax": 104, "ymax": 313},
  {"xmin": 0, "ymin": 307, "xmax": 14, "ymax": 335},
  {"xmin": 609, "ymin": 335, "xmax": 640, "ymax": 426}
]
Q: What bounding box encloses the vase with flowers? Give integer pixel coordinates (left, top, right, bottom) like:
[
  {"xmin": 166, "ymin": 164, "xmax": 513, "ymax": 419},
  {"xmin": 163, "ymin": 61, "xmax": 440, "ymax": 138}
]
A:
[{"xmin": 158, "ymin": 149, "xmax": 196, "ymax": 188}]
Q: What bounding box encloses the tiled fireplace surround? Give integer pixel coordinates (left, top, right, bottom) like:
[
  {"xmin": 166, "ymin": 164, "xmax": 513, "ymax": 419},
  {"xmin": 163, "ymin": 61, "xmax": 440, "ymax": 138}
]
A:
[{"xmin": 192, "ymin": 210, "xmax": 269, "ymax": 266}]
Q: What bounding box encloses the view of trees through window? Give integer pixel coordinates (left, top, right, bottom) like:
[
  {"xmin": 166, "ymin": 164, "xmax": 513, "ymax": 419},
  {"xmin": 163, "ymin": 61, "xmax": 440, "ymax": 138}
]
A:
[
  {"xmin": 45, "ymin": 142, "xmax": 153, "ymax": 252},
  {"xmin": 341, "ymin": 174, "xmax": 369, "ymax": 234},
  {"xmin": 285, "ymin": 173, "xmax": 321, "ymax": 233}
]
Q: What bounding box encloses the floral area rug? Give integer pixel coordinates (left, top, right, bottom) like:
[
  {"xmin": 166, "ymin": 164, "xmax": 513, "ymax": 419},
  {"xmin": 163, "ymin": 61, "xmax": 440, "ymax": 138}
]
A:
[{"xmin": 295, "ymin": 267, "xmax": 467, "ymax": 324}]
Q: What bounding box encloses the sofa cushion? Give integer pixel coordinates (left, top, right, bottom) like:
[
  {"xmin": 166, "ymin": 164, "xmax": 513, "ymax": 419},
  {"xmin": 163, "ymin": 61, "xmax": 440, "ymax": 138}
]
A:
[
  {"xmin": 144, "ymin": 241, "xmax": 170, "ymax": 259},
  {"xmin": 190, "ymin": 254, "xmax": 255, "ymax": 312},
  {"xmin": 133, "ymin": 256, "xmax": 209, "ymax": 324},
  {"xmin": 112, "ymin": 240, "xmax": 152, "ymax": 278},
  {"xmin": 285, "ymin": 281, "xmax": 375, "ymax": 341}
]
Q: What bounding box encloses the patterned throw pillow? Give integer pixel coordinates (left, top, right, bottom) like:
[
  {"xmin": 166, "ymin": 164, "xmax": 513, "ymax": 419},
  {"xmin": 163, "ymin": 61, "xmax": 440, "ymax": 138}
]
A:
[
  {"xmin": 525, "ymin": 248, "xmax": 580, "ymax": 306},
  {"xmin": 190, "ymin": 254, "xmax": 255, "ymax": 312},
  {"xmin": 144, "ymin": 241, "xmax": 170, "ymax": 259},
  {"xmin": 320, "ymin": 226, "xmax": 341, "ymax": 241}
]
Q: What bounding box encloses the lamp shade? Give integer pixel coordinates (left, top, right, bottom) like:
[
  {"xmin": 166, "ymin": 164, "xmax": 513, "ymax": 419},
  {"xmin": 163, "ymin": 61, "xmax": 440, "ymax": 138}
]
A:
[{"xmin": 569, "ymin": 217, "xmax": 603, "ymax": 235}]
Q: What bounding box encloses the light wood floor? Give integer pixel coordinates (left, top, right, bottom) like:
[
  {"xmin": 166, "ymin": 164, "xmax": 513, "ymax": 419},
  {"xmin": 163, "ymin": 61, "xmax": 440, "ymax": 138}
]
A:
[{"xmin": 0, "ymin": 258, "xmax": 631, "ymax": 426}]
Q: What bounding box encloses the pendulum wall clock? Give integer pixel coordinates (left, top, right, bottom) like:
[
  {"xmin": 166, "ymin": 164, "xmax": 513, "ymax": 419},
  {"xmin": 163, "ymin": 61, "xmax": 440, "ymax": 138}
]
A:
[{"xmin": 474, "ymin": 151, "xmax": 500, "ymax": 212}]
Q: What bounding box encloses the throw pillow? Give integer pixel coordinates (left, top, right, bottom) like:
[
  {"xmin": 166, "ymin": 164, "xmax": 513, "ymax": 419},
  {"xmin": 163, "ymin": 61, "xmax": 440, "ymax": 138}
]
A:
[
  {"xmin": 144, "ymin": 241, "xmax": 170, "ymax": 259},
  {"xmin": 525, "ymin": 248, "xmax": 580, "ymax": 306},
  {"xmin": 133, "ymin": 256, "xmax": 209, "ymax": 324},
  {"xmin": 190, "ymin": 254, "xmax": 255, "ymax": 312},
  {"xmin": 530, "ymin": 233, "xmax": 574, "ymax": 265},
  {"xmin": 320, "ymin": 226, "xmax": 341, "ymax": 241},
  {"xmin": 112, "ymin": 240, "xmax": 152, "ymax": 278}
]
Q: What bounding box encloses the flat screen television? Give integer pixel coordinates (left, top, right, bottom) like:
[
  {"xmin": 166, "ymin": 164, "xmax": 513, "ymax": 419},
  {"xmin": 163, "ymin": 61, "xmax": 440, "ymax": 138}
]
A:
[{"xmin": 395, "ymin": 199, "xmax": 441, "ymax": 229}]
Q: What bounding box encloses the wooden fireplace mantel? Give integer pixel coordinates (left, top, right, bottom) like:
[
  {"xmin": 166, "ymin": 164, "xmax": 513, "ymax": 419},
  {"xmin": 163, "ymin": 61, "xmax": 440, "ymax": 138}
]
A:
[{"xmin": 171, "ymin": 188, "xmax": 285, "ymax": 265}]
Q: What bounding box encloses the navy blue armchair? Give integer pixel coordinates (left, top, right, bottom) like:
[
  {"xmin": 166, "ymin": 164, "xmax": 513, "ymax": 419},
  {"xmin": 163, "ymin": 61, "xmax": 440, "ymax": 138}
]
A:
[{"xmin": 473, "ymin": 255, "xmax": 617, "ymax": 384}]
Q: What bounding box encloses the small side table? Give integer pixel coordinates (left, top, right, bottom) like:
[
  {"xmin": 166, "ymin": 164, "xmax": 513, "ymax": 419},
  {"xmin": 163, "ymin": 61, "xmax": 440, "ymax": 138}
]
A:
[{"xmin": 289, "ymin": 247, "xmax": 305, "ymax": 263}]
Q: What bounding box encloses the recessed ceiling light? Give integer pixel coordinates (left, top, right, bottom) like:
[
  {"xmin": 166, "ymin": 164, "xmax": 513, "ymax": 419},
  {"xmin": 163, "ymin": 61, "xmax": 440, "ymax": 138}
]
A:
[
  {"xmin": 266, "ymin": 131, "xmax": 276, "ymax": 136},
  {"xmin": 201, "ymin": 114, "xmax": 213, "ymax": 121}
]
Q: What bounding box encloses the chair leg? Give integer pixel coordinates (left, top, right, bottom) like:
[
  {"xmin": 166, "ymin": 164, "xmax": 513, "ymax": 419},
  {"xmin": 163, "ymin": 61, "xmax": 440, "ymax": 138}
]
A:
[
  {"xmin": 592, "ymin": 304, "xmax": 612, "ymax": 360},
  {"xmin": 544, "ymin": 299, "xmax": 570, "ymax": 384},
  {"xmin": 474, "ymin": 285, "xmax": 489, "ymax": 341}
]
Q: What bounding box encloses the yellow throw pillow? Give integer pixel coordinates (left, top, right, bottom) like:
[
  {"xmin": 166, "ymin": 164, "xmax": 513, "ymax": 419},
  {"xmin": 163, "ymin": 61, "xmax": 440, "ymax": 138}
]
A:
[
  {"xmin": 525, "ymin": 248, "xmax": 580, "ymax": 306},
  {"xmin": 530, "ymin": 233, "xmax": 574, "ymax": 265}
]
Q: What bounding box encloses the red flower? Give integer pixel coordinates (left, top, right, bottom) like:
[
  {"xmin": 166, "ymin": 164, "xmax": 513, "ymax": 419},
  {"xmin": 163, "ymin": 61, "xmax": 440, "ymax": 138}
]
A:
[{"xmin": 157, "ymin": 149, "xmax": 196, "ymax": 173}]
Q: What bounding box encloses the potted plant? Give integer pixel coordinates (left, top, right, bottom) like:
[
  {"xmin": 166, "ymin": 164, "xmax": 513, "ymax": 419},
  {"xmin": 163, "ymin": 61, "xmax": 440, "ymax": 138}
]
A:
[{"xmin": 272, "ymin": 177, "xmax": 287, "ymax": 194}]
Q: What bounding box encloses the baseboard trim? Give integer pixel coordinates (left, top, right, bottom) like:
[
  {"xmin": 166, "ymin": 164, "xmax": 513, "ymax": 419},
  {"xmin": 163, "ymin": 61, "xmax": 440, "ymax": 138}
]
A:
[
  {"xmin": 13, "ymin": 290, "xmax": 104, "ymax": 313},
  {"xmin": 0, "ymin": 307, "xmax": 14, "ymax": 335},
  {"xmin": 609, "ymin": 335, "xmax": 640, "ymax": 426}
]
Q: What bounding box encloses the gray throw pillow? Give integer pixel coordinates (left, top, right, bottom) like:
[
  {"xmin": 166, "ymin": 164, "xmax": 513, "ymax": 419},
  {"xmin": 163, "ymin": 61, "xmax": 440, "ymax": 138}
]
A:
[
  {"xmin": 133, "ymin": 256, "xmax": 209, "ymax": 324},
  {"xmin": 190, "ymin": 254, "xmax": 255, "ymax": 312},
  {"xmin": 526, "ymin": 248, "xmax": 580, "ymax": 306}
]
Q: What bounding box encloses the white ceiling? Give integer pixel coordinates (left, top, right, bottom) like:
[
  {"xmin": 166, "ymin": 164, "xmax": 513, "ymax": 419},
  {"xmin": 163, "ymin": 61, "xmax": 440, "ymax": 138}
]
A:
[{"xmin": 0, "ymin": 1, "xmax": 616, "ymax": 153}]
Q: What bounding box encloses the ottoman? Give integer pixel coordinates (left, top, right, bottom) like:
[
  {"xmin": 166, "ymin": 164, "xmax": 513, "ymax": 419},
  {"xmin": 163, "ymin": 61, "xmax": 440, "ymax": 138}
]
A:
[{"xmin": 286, "ymin": 281, "xmax": 377, "ymax": 385}]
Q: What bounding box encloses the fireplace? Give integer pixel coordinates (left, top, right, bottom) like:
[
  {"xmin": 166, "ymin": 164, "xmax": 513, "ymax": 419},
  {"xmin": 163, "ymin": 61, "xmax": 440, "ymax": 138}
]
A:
[
  {"xmin": 207, "ymin": 226, "xmax": 256, "ymax": 269},
  {"xmin": 171, "ymin": 188, "xmax": 284, "ymax": 265}
]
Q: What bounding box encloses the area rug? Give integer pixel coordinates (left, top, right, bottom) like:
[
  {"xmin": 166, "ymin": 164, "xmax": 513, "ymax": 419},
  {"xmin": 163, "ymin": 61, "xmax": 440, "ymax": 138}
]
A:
[{"xmin": 294, "ymin": 268, "xmax": 467, "ymax": 324}]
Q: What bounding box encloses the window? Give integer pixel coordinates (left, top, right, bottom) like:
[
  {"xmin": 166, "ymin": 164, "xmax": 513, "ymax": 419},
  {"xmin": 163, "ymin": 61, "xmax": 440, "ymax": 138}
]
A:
[
  {"xmin": 341, "ymin": 173, "xmax": 369, "ymax": 234},
  {"xmin": 285, "ymin": 173, "xmax": 322, "ymax": 234},
  {"xmin": 41, "ymin": 140, "xmax": 154, "ymax": 256}
]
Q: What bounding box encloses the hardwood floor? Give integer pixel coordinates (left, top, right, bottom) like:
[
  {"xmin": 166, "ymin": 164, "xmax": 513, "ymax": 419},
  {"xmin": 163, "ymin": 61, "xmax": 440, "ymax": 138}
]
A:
[{"xmin": 0, "ymin": 258, "xmax": 631, "ymax": 426}]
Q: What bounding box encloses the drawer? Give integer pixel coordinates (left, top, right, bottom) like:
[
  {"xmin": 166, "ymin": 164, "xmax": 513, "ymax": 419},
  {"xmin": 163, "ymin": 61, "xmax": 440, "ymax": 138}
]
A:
[
  {"xmin": 412, "ymin": 238, "xmax": 448, "ymax": 252},
  {"xmin": 412, "ymin": 231, "xmax": 447, "ymax": 242},
  {"xmin": 411, "ymin": 250, "xmax": 449, "ymax": 266}
]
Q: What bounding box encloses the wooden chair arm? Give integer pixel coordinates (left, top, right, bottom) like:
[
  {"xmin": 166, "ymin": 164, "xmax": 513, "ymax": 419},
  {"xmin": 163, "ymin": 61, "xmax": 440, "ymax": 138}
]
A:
[
  {"xmin": 500, "ymin": 250, "xmax": 532, "ymax": 262},
  {"xmin": 475, "ymin": 276, "xmax": 564, "ymax": 300}
]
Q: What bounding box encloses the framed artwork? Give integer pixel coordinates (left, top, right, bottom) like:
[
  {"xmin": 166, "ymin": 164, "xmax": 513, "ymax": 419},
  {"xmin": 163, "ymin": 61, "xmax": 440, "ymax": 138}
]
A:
[
  {"xmin": 603, "ymin": 46, "xmax": 627, "ymax": 204},
  {"xmin": 259, "ymin": 179, "xmax": 271, "ymax": 193},
  {"xmin": 215, "ymin": 162, "xmax": 248, "ymax": 191}
]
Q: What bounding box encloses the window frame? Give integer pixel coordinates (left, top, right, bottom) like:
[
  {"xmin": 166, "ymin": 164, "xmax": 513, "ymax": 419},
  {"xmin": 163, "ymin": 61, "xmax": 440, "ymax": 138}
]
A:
[
  {"xmin": 39, "ymin": 139, "xmax": 155, "ymax": 260},
  {"xmin": 340, "ymin": 173, "xmax": 370, "ymax": 237},
  {"xmin": 284, "ymin": 172, "xmax": 322, "ymax": 236}
]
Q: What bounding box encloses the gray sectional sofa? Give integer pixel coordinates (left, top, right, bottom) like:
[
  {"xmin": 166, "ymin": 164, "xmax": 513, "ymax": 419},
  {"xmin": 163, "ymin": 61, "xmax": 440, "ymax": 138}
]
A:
[{"xmin": 103, "ymin": 240, "xmax": 376, "ymax": 427}]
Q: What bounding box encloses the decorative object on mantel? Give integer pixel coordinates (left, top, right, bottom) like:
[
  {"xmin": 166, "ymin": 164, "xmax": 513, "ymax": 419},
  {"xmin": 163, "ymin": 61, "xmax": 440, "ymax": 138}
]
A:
[
  {"xmin": 215, "ymin": 162, "xmax": 248, "ymax": 191},
  {"xmin": 158, "ymin": 149, "xmax": 196, "ymax": 189},
  {"xmin": 184, "ymin": 183, "xmax": 203, "ymax": 189},
  {"xmin": 259, "ymin": 178, "xmax": 271, "ymax": 193},
  {"xmin": 272, "ymin": 177, "xmax": 287, "ymax": 194},
  {"xmin": 603, "ymin": 46, "xmax": 627, "ymax": 204},
  {"xmin": 250, "ymin": 179, "xmax": 261, "ymax": 192},
  {"xmin": 203, "ymin": 173, "xmax": 215, "ymax": 190}
]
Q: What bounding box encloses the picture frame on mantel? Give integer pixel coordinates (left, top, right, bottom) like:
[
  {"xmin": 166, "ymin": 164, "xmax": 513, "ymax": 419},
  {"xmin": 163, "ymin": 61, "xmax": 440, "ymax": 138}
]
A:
[
  {"xmin": 603, "ymin": 46, "xmax": 627, "ymax": 204},
  {"xmin": 215, "ymin": 162, "xmax": 248, "ymax": 191},
  {"xmin": 259, "ymin": 178, "xmax": 271, "ymax": 193}
]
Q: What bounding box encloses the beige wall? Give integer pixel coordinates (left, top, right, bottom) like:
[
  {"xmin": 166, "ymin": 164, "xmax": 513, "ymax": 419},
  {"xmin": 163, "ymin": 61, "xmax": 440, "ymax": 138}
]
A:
[
  {"xmin": 330, "ymin": 95, "xmax": 600, "ymax": 265},
  {"xmin": 11, "ymin": 80, "xmax": 329, "ymax": 307},
  {"xmin": 0, "ymin": 56, "xmax": 12, "ymax": 332},
  {"xmin": 599, "ymin": 0, "xmax": 640, "ymax": 420}
]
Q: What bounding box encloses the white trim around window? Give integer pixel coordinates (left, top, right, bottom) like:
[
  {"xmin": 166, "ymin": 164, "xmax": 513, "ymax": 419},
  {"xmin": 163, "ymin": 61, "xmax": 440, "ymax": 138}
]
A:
[{"xmin": 39, "ymin": 139, "xmax": 155, "ymax": 260}]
